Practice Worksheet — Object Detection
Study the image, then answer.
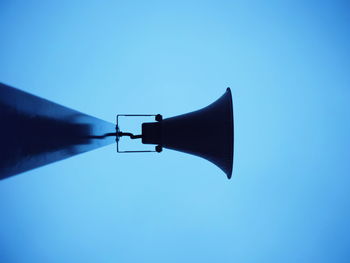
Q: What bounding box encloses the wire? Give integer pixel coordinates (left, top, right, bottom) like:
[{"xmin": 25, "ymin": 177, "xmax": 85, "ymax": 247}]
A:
[{"xmin": 88, "ymin": 132, "xmax": 142, "ymax": 139}]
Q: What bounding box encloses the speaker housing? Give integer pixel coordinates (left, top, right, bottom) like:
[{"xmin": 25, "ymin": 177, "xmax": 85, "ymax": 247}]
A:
[{"xmin": 142, "ymin": 88, "xmax": 234, "ymax": 179}]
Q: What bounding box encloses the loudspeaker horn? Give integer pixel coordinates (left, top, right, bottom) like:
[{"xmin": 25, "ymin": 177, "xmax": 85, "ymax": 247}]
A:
[{"xmin": 141, "ymin": 88, "xmax": 234, "ymax": 179}]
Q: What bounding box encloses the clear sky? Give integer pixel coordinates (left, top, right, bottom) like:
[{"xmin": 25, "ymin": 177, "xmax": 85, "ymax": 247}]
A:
[{"xmin": 1, "ymin": 1, "xmax": 350, "ymax": 262}]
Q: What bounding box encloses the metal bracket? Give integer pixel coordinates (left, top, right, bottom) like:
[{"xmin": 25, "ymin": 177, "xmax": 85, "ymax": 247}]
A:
[{"xmin": 116, "ymin": 114, "xmax": 162, "ymax": 153}]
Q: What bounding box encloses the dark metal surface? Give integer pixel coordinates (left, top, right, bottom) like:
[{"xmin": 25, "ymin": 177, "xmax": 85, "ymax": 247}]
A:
[
  {"xmin": 141, "ymin": 88, "xmax": 234, "ymax": 179},
  {"xmin": 0, "ymin": 83, "xmax": 115, "ymax": 180}
]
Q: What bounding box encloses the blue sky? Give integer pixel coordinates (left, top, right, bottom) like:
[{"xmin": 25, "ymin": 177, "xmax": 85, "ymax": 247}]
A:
[{"xmin": 0, "ymin": 1, "xmax": 350, "ymax": 262}]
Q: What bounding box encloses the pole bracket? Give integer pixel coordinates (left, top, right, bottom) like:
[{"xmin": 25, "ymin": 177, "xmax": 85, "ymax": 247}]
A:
[{"xmin": 116, "ymin": 114, "xmax": 163, "ymax": 153}]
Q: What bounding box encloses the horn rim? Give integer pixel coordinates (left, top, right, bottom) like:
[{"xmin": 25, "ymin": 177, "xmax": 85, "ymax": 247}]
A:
[{"xmin": 226, "ymin": 87, "xmax": 234, "ymax": 179}]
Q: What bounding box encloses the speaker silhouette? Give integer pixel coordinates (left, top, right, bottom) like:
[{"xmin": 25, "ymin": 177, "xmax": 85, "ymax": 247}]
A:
[
  {"xmin": 141, "ymin": 88, "xmax": 234, "ymax": 179},
  {"xmin": 0, "ymin": 82, "xmax": 233, "ymax": 180}
]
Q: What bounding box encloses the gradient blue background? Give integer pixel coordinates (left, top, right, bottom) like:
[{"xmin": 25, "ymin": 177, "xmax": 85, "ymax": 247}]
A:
[{"xmin": 1, "ymin": 1, "xmax": 350, "ymax": 262}]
